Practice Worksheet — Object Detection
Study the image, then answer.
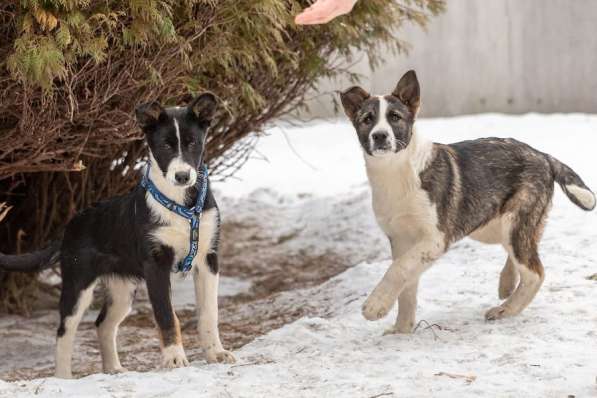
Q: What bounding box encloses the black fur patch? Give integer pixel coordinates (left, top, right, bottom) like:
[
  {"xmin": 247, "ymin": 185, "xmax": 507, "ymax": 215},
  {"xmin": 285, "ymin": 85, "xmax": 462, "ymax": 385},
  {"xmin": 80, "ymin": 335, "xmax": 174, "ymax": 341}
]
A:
[
  {"xmin": 95, "ymin": 301, "xmax": 109, "ymax": 327},
  {"xmin": 145, "ymin": 248, "xmax": 178, "ymax": 346},
  {"xmin": 206, "ymin": 252, "xmax": 218, "ymax": 274}
]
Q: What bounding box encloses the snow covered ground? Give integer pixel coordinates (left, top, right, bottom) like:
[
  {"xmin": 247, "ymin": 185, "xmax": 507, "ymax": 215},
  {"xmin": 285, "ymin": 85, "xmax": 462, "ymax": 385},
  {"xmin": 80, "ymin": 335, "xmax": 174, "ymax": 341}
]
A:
[
  {"xmin": 172, "ymin": 276, "xmax": 252, "ymax": 308},
  {"xmin": 1, "ymin": 114, "xmax": 596, "ymax": 397}
]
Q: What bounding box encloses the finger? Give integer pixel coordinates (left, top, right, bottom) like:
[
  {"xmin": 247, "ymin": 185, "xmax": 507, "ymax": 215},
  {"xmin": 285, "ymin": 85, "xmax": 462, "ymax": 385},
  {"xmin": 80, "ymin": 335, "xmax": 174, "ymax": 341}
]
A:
[
  {"xmin": 339, "ymin": 0, "xmax": 358, "ymax": 13},
  {"xmin": 296, "ymin": 12, "xmax": 327, "ymax": 25},
  {"xmin": 296, "ymin": 11, "xmax": 340, "ymax": 25},
  {"xmin": 295, "ymin": 15, "xmax": 334, "ymax": 25},
  {"xmin": 295, "ymin": 0, "xmax": 337, "ymax": 24},
  {"xmin": 295, "ymin": 7, "xmax": 338, "ymax": 24},
  {"xmin": 295, "ymin": 10, "xmax": 333, "ymax": 25}
]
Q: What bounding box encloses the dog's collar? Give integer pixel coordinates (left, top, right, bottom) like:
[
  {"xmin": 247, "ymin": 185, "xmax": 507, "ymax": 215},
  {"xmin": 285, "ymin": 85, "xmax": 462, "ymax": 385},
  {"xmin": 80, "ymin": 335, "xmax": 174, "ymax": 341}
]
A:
[{"xmin": 141, "ymin": 163, "xmax": 209, "ymax": 273}]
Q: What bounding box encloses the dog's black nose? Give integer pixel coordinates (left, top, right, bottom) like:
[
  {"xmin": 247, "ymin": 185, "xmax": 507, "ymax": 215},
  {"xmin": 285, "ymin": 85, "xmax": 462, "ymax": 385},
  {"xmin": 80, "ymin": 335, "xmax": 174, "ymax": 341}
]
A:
[
  {"xmin": 372, "ymin": 132, "xmax": 388, "ymax": 143},
  {"xmin": 175, "ymin": 171, "xmax": 190, "ymax": 184}
]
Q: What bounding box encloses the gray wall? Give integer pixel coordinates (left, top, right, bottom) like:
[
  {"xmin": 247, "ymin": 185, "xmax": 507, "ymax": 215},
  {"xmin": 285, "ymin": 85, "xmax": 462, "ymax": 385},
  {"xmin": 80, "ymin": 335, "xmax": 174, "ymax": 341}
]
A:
[{"xmin": 307, "ymin": 0, "xmax": 597, "ymax": 117}]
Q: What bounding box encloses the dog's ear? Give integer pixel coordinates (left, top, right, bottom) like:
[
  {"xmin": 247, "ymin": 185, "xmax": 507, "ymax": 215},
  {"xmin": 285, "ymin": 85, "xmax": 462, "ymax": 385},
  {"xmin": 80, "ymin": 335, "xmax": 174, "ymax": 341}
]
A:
[
  {"xmin": 392, "ymin": 70, "xmax": 420, "ymax": 115},
  {"xmin": 189, "ymin": 92, "xmax": 217, "ymax": 123},
  {"xmin": 135, "ymin": 101, "xmax": 165, "ymax": 128},
  {"xmin": 340, "ymin": 86, "xmax": 370, "ymax": 119}
]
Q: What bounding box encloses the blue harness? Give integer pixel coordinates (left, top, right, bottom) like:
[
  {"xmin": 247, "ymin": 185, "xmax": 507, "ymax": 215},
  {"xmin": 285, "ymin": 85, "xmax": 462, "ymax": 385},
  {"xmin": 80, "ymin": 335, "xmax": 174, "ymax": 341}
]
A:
[{"xmin": 141, "ymin": 164, "xmax": 209, "ymax": 273}]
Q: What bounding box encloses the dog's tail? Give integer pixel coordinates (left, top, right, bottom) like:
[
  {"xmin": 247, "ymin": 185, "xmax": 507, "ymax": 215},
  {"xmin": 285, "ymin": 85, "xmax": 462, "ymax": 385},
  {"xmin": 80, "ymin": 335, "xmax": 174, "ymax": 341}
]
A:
[
  {"xmin": 547, "ymin": 155, "xmax": 596, "ymax": 211},
  {"xmin": 0, "ymin": 240, "xmax": 61, "ymax": 273}
]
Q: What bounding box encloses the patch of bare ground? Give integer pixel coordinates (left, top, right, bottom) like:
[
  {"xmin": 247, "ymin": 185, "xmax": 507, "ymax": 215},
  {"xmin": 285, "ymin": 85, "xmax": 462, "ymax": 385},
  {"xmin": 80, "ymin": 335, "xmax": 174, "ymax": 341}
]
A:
[{"xmin": 0, "ymin": 191, "xmax": 385, "ymax": 381}]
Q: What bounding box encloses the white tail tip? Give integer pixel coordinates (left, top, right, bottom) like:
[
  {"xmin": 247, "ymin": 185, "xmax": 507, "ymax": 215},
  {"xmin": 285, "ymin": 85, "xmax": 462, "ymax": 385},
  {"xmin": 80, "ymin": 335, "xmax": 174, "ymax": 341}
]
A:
[{"xmin": 565, "ymin": 184, "xmax": 596, "ymax": 210}]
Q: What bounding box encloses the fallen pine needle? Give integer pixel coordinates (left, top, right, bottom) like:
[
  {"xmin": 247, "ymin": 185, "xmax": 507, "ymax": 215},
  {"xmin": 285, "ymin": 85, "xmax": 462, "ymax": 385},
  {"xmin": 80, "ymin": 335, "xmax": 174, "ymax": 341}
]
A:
[
  {"xmin": 435, "ymin": 372, "xmax": 477, "ymax": 384},
  {"xmin": 230, "ymin": 359, "xmax": 275, "ymax": 369},
  {"xmin": 369, "ymin": 392, "xmax": 393, "ymax": 398}
]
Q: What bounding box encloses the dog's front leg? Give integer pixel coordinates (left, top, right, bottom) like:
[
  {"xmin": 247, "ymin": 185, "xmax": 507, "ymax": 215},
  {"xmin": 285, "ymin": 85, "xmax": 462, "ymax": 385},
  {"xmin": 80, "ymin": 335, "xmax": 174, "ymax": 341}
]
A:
[
  {"xmin": 145, "ymin": 260, "xmax": 189, "ymax": 369},
  {"xmin": 363, "ymin": 238, "xmax": 444, "ymax": 321},
  {"xmin": 193, "ymin": 252, "xmax": 236, "ymax": 364},
  {"xmin": 384, "ymin": 237, "xmax": 419, "ymax": 334},
  {"xmin": 384, "ymin": 280, "xmax": 419, "ymax": 335}
]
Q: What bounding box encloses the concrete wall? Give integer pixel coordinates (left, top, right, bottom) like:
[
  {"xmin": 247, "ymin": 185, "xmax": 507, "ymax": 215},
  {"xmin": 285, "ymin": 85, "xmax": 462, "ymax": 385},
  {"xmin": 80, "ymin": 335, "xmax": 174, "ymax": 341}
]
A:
[{"xmin": 307, "ymin": 0, "xmax": 597, "ymax": 117}]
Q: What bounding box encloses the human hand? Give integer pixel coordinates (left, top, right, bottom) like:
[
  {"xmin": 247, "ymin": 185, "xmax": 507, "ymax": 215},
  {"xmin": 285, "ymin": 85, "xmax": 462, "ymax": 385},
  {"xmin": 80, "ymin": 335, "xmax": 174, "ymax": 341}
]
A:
[{"xmin": 295, "ymin": 0, "xmax": 358, "ymax": 25}]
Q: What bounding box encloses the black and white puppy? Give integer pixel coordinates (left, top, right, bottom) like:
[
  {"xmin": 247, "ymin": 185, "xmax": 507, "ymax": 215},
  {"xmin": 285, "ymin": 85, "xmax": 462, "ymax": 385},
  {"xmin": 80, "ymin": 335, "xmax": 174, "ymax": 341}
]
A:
[
  {"xmin": 0, "ymin": 93, "xmax": 235, "ymax": 378},
  {"xmin": 340, "ymin": 70, "xmax": 596, "ymax": 333}
]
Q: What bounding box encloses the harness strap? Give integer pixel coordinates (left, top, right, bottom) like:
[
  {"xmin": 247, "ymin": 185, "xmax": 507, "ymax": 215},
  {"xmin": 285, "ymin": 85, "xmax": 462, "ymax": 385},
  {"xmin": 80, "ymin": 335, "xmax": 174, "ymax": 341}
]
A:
[{"xmin": 141, "ymin": 164, "xmax": 209, "ymax": 273}]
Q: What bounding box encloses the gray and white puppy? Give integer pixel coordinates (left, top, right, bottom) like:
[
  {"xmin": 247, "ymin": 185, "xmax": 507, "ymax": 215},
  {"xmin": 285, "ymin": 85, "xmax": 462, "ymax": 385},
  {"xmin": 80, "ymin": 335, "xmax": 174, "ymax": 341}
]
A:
[{"xmin": 340, "ymin": 70, "xmax": 596, "ymax": 333}]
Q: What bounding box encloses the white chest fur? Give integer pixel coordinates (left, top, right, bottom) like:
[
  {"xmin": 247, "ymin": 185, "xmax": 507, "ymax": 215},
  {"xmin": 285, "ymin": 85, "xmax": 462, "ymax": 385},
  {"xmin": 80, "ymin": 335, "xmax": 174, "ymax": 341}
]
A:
[
  {"xmin": 147, "ymin": 195, "xmax": 218, "ymax": 269},
  {"xmin": 364, "ymin": 133, "xmax": 440, "ymax": 245},
  {"xmin": 144, "ymin": 160, "xmax": 218, "ymax": 270}
]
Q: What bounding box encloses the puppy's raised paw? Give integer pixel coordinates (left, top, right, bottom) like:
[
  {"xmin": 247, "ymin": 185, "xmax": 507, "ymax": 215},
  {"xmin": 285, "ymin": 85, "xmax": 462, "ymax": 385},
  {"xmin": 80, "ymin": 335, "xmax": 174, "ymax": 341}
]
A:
[
  {"xmin": 206, "ymin": 349, "xmax": 236, "ymax": 364},
  {"xmin": 485, "ymin": 305, "xmax": 514, "ymax": 321},
  {"xmin": 161, "ymin": 345, "xmax": 189, "ymax": 369},
  {"xmin": 362, "ymin": 289, "xmax": 395, "ymax": 321}
]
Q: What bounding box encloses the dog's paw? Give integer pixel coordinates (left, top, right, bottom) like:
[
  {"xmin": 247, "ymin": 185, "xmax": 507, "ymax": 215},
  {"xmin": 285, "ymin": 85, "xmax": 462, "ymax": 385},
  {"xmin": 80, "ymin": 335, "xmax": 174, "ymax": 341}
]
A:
[
  {"xmin": 104, "ymin": 366, "xmax": 128, "ymax": 375},
  {"xmin": 383, "ymin": 324, "xmax": 413, "ymax": 336},
  {"xmin": 485, "ymin": 305, "xmax": 514, "ymax": 321},
  {"xmin": 206, "ymin": 349, "xmax": 236, "ymax": 364},
  {"xmin": 362, "ymin": 289, "xmax": 395, "ymax": 321},
  {"xmin": 54, "ymin": 370, "xmax": 73, "ymax": 379},
  {"xmin": 161, "ymin": 345, "xmax": 189, "ymax": 369}
]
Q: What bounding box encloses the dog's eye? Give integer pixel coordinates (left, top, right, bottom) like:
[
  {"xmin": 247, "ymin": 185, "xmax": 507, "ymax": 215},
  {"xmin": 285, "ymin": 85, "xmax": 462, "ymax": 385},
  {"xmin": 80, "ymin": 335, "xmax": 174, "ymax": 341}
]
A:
[
  {"xmin": 362, "ymin": 114, "xmax": 373, "ymax": 125},
  {"xmin": 389, "ymin": 112, "xmax": 401, "ymax": 122},
  {"xmin": 163, "ymin": 143, "xmax": 172, "ymax": 149},
  {"xmin": 188, "ymin": 141, "xmax": 196, "ymax": 147}
]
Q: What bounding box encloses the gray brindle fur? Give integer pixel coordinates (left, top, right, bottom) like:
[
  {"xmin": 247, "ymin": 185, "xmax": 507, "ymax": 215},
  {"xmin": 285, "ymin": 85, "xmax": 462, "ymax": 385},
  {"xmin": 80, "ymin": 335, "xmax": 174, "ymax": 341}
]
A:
[{"xmin": 341, "ymin": 70, "xmax": 596, "ymax": 332}]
